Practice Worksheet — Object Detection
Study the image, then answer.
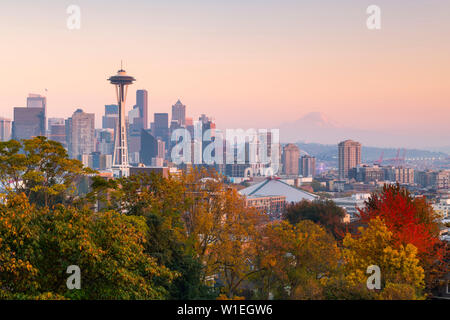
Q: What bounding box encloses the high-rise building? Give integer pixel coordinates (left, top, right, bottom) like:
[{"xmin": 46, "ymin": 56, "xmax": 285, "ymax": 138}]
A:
[
  {"xmin": 282, "ymin": 144, "xmax": 300, "ymax": 176},
  {"xmin": 338, "ymin": 140, "xmax": 361, "ymax": 179},
  {"xmin": 171, "ymin": 99, "xmax": 186, "ymax": 126},
  {"xmin": 0, "ymin": 117, "xmax": 12, "ymax": 142},
  {"xmin": 66, "ymin": 109, "xmax": 95, "ymax": 160},
  {"xmin": 102, "ymin": 104, "xmax": 119, "ymax": 130},
  {"xmin": 299, "ymin": 155, "xmax": 316, "ymax": 177},
  {"xmin": 140, "ymin": 129, "xmax": 165, "ymax": 166},
  {"xmin": 27, "ymin": 94, "xmax": 47, "ymax": 132},
  {"xmin": 105, "ymin": 104, "xmax": 119, "ymax": 115},
  {"xmin": 108, "ymin": 68, "xmax": 136, "ymax": 177},
  {"xmin": 96, "ymin": 128, "xmax": 115, "ymax": 155},
  {"xmin": 48, "ymin": 118, "xmax": 66, "ymax": 147},
  {"xmin": 12, "ymin": 107, "xmax": 45, "ymax": 140},
  {"xmin": 27, "ymin": 93, "xmax": 46, "ymax": 110},
  {"xmin": 136, "ymin": 90, "xmax": 148, "ymax": 130},
  {"xmin": 128, "ymin": 90, "xmax": 148, "ymax": 135},
  {"xmin": 154, "ymin": 113, "xmax": 169, "ymax": 147}
]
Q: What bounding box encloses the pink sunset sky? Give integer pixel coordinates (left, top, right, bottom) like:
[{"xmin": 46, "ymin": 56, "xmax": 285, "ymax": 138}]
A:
[{"xmin": 0, "ymin": 0, "xmax": 449, "ymax": 148}]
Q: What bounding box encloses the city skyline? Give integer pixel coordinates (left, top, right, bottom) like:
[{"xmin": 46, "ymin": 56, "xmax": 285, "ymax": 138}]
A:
[{"xmin": 1, "ymin": 1, "xmax": 450, "ymax": 149}]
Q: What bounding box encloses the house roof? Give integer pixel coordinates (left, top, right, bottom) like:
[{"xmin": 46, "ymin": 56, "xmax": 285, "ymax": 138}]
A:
[{"xmin": 239, "ymin": 177, "xmax": 318, "ymax": 203}]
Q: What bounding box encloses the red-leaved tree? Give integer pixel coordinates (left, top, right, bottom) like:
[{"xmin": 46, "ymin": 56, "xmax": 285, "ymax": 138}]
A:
[
  {"xmin": 358, "ymin": 184, "xmax": 440, "ymax": 255},
  {"xmin": 357, "ymin": 184, "xmax": 447, "ymax": 294}
]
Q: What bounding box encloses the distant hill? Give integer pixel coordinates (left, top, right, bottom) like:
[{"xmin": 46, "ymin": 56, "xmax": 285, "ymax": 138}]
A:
[{"xmin": 295, "ymin": 142, "xmax": 448, "ymax": 162}]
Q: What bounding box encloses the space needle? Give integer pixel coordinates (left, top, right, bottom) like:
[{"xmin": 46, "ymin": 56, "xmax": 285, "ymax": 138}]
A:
[{"xmin": 108, "ymin": 64, "xmax": 135, "ymax": 177}]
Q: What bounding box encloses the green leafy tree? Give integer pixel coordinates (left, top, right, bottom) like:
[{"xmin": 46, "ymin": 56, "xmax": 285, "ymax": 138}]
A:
[
  {"xmin": 284, "ymin": 199, "xmax": 347, "ymax": 239},
  {"xmin": 0, "ymin": 193, "xmax": 175, "ymax": 299},
  {"xmin": 0, "ymin": 137, "xmax": 93, "ymax": 207}
]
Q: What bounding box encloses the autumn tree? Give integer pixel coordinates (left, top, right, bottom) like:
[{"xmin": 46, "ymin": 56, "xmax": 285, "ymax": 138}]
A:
[
  {"xmin": 331, "ymin": 218, "xmax": 425, "ymax": 300},
  {"xmin": 0, "ymin": 137, "xmax": 92, "ymax": 207},
  {"xmin": 89, "ymin": 171, "xmax": 215, "ymax": 299},
  {"xmin": 357, "ymin": 184, "xmax": 445, "ymax": 294},
  {"xmin": 0, "ymin": 193, "xmax": 175, "ymax": 299},
  {"xmin": 284, "ymin": 199, "xmax": 347, "ymax": 239},
  {"xmin": 255, "ymin": 220, "xmax": 340, "ymax": 300},
  {"xmin": 0, "ymin": 193, "xmax": 40, "ymax": 298},
  {"xmin": 181, "ymin": 167, "xmax": 268, "ymax": 298}
]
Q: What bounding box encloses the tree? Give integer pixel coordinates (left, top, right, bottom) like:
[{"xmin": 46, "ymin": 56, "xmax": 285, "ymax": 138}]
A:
[
  {"xmin": 181, "ymin": 167, "xmax": 267, "ymax": 298},
  {"xmin": 0, "ymin": 193, "xmax": 40, "ymax": 298},
  {"xmin": 255, "ymin": 220, "xmax": 340, "ymax": 299},
  {"xmin": 359, "ymin": 184, "xmax": 441, "ymax": 255},
  {"xmin": 284, "ymin": 199, "xmax": 346, "ymax": 239},
  {"xmin": 357, "ymin": 184, "xmax": 445, "ymax": 294},
  {"xmin": 0, "ymin": 137, "xmax": 92, "ymax": 207},
  {"xmin": 89, "ymin": 171, "xmax": 215, "ymax": 299},
  {"xmin": 337, "ymin": 218, "xmax": 425, "ymax": 300},
  {"xmin": 0, "ymin": 193, "xmax": 175, "ymax": 299}
]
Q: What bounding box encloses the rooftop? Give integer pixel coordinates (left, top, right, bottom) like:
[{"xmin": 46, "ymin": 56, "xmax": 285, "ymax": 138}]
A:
[{"xmin": 239, "ymin": 177, "xmax": 317, "ymax": 203}]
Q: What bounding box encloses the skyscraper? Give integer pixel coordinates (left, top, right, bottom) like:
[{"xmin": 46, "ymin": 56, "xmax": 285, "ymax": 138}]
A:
[
  {"xmin": 27, "ymin": 94, "xmax": 47, "ymax": 132},
  {"xmin": 66, "ymin": 109, "xmax": 95, "ymax": 160},
  {"xmin": 0, "ymin": 117, "xmax": 12, "ymax": 141},
  {"xmin": 12, "ymin": 107, "xmax": 45, "ymax": 140},
  {"xmin": 154, "ymin": 113, "xmax": 169, "ymax": 148},
  {"xmin": 140, "ymin": 129, "xmax": 165, "ymax": 166},
  {"xmin": 108, "ymin": 67, "xmax": 136, "ymax": 177},
  {"xmin": 282, "ymin": 144, "xmax": 300, "ymax": 176},
  {"xmin": 48, "ymin": 118, "xmax": 66, "ymax": 146},
  {"xmin": 102, "ymin": 104, "xmax": 119, "ymax": 130},
  {"xmin": 96, "ymin": 128, "xmax": 115, "ymax": 155},
  {"xmin": 136, "ymin": 90, "xmax": 148, "ymax": 130},
  {"xmin": 171, "ymin": 99, "xmax": 186, "ymax": 126},
  {"xmin": 128, "ymin": 90, "xmax": 148, "ymax": 135},
  {"xmin": 299, "ymin": 155, "xmax": 316, "ymax": 177},
  {"xmin": 27, "ymin": 93, "xmax": 46, "ymax": 109},
  {"xmin": 338, "ymin": 140, "xmax": 362, "ymax": 179}
]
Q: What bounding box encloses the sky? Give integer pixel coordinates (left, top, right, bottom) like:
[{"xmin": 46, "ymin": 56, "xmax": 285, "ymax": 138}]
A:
[{"xmin": 0, "ymin": 0, "xmax": 449, "ymax": 148}]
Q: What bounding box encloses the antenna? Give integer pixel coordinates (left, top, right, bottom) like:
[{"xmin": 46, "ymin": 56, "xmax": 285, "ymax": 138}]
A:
[{"xmin": 121, "ymin": 60, "xmax": 123, "ymax": 70}]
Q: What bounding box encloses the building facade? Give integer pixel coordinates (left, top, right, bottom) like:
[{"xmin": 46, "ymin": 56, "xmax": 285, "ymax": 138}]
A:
[
  {"xmin": 338, "ymin": 140, "xmax": 362, "ymax": 179},
  {"xmin": 394, "ymin": 167, "xmax": 415, "ymax": 185},
  {"xmin": 0, "ymin": 117, "xmax": 12, "ymax": 141},
  {"xmin": 282, "ymin": 143, "xmax": 300, "ymax": 176},
  {"xmin": 48, "ymin": 118, "xmax": 66, "ymax": 147},
  {"xmin": 66, "ymin": 109, "xmax": 95, "ymax": 160},
  {"xmin": 299, "ymin": 155, "xmax": 316, "ymax": 177},
  {"xmin": 172, "ymin": 99, "xmax": 186, "ymax": 126},
  {"xmin": 13, "ymin": 107, "xmax": 45, "ymax": 140}
]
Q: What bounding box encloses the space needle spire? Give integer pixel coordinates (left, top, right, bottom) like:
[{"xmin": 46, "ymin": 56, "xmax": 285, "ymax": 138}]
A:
[{"xmin": 108, "ymin": 65, "xmax": 135, "ymax": 177}]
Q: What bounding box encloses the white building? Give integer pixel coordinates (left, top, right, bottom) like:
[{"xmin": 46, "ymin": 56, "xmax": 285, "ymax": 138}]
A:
[
  {"xmin": 332, "ymin": 193, "xmax": 371, "ymax": 221},
  {"xmin": 433, "ymin": 199, "xmax": 450, "ymax": 219}
]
